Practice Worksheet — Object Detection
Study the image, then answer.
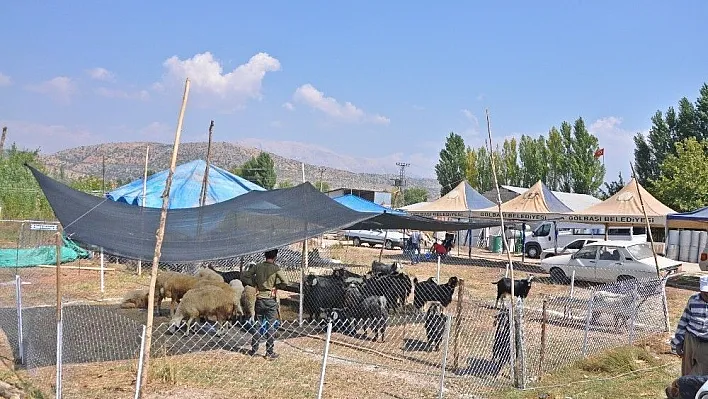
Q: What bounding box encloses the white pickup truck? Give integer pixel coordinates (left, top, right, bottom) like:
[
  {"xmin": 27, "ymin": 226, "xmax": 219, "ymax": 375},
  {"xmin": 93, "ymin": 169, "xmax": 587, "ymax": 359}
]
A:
[{"xmin": 342, "ymin": 229, "xmax": 409, "ymax": 250}]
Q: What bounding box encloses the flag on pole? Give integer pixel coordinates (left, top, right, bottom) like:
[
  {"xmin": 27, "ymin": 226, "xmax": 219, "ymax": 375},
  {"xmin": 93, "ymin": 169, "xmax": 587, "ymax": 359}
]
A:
[{"xmin": 594, "ymin": 148, "xmax": 605, "ymax": 158}]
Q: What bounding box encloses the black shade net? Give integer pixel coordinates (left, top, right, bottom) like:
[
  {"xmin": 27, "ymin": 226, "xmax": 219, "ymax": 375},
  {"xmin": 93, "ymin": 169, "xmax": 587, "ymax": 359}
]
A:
[{"xmin": 29, "ymin": 165, "xmax": 496, "ymax": 262}]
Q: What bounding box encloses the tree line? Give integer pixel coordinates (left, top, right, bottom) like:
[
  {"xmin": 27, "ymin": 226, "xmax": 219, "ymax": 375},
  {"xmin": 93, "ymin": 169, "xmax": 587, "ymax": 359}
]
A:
[
  {"xmin": 634, "ymin": 83, "xmax": 708, "ymax": 212},
  {"xmin": 435, "ymin": 117, "xmax": 605, "ymax": 197}
]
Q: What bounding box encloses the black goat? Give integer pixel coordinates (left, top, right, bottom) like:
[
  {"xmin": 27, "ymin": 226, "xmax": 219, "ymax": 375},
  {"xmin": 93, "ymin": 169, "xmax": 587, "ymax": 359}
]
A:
[
  {"xmin": 413, "ymin": 276, "xmax": 459, "ymax": 310},
  {"xmin": 424, "ymin": 302, "xmax": 446, "ymax": 351},
  {"xmin": 371, "ymin": 260, "xmax": 402, "ymax": 275},
  {"xmin": 492, "ymin": 275, "xmax": 534, "ymax": 308},
  {"xmin": 361, "ymin": 272, "xmax": 412, "ymax": 310},
  {"xmin": 303, "ymin": 274, "xmax": 346, "ymax": 321},
  {"xmin": 206, "ymin": 265, "xmax": 241, "ymax": 284},
  {"xmin": 331, "ymin": 293, "xmax": 388, "ymax": 342}
]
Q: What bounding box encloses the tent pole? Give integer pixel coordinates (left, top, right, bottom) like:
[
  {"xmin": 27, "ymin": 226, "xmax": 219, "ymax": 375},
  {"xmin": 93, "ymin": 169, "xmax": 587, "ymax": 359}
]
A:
[
  {"xmin": 630, "ymin": 164, "xmax": 661, "ymax": 278},
  {"xmin": 299, "ymin": 162, "xmax": 307, "ymax": 327},
  {"xmin": 141, "ymin": 78, "xmax": 190, "ymax": 395},
  {"xmin": 199, "ymin": 120, "xmax": 214, "ymax": 207}
]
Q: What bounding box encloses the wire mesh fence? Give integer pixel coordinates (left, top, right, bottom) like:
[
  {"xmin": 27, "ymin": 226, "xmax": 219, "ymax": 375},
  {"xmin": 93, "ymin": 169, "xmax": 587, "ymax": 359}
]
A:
[{"xmin": 0, "ymin": 220, "xmax": 683, "ymax": 398}]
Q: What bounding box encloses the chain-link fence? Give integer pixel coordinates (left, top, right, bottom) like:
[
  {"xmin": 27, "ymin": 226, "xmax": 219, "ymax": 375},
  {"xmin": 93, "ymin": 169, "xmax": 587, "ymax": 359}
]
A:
[{"xmin": 0, "ymin": 222, "xmax": 679, "ymax": 398}]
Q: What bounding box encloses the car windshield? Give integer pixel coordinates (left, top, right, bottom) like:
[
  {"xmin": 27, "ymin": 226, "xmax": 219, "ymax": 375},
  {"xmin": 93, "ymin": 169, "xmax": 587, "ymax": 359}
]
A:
[{"xmin": 626, "ymin": 243, "xmax": 654, "ymax": 260}]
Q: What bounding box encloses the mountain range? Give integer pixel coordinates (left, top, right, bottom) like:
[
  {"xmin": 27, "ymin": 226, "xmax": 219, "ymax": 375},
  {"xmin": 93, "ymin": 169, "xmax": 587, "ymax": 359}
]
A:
[{"xmin": 40, "ymin": 142, "xmax": 442, "ymax": 198}]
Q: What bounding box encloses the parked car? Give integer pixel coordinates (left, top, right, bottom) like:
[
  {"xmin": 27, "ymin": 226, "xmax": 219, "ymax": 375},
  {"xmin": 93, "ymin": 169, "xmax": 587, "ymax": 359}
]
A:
[
  {"xmin": 539, "ymin": 241, "xmax": 681, "ymax": 283},
  {"xmin": 342, "ymin": 229, "xmax": 408, "ymax": 250},
  {"xmin": 539, "ymin": 238, "xmax": 598, "ymax": 260}
]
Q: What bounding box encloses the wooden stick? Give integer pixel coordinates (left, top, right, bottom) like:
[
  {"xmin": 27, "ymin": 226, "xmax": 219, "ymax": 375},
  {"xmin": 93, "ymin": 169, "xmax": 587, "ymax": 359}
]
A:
[
  {"xmin": 199, "ymin": 120, "xmax": 215, "ymax": 207},
  {"xmin": 0, "ymin": 127, "xmax": 7, "ymax": 159},
  {"xmin": 141, "ymin": 78, "xmax": 190, "ymax": 394},
  {"xmin": 538, "ymin": 300, "xmax": 548, "ymax": 382},
  {"xmin": 486, "ymin": 109, "xmax": 518, "ymax": 382},
  {"xmin": 630, "ymin": 164, "xmax": 661, "ymax": 278},
  {"xmin": 453, "ymin": 278, "xmax": 465, "ymax": 372},
  {"xmin": 138, "ymin": 145, "xmax": 150, "ymax": 277}
]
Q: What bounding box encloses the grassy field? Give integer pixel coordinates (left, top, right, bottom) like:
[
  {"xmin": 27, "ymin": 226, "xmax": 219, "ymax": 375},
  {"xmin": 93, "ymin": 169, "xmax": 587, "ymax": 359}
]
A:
[{"xmin": 0, "ymin": 243, "xmax": 697, "ymax": 398}]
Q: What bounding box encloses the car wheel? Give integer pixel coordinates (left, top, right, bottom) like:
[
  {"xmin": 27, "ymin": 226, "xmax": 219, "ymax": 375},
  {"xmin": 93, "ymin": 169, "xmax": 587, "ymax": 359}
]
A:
[
  {"xmin": 550, "ymin": 268, "xmax": 568, "ymax": 284},
  {"xmin": 526, "ymin": 244, "xmax": 541, "ymax": 259},
  {"xmin": 384, "ymin": 240, "xmax": 393, "ymax": 250},
  {"xmin": 352, "ymin": 237, "xmax": 361, "ymax": 247}
]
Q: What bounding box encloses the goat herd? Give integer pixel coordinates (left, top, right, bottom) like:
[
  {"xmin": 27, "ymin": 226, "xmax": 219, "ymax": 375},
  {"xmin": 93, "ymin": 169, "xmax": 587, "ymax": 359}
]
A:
[{"xmin": 119, "ymin": 260, "xmax": 542, "ymax": 353}]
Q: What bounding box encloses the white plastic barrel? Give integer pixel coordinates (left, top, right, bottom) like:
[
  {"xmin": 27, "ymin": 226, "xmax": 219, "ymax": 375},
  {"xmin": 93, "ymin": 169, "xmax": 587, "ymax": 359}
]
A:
[{"xmin": 679, "ymin": 230, "xmax": 692, "ymax": 262}]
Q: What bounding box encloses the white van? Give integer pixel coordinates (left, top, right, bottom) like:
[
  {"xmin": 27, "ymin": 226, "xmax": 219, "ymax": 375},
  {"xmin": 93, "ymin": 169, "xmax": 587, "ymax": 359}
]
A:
[{"xmin": 524, "ymin": 221, "xmax": 647, "ymax": 259}]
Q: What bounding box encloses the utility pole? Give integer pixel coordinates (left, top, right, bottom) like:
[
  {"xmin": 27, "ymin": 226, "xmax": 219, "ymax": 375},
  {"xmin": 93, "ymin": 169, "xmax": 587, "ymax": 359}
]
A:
[
  {"xmin": 392, "ymin": 162, "xmax": 409, "ymax": 208},
  {"xmin": 0, "ymin": 127, "xmax": 7, "ymax": 158},
  {"xmin": 101, "ymin": 153, "xmax": 106, "ymax": 194},
  {"xmin": 318, "ymin": 167, "xmax": 325, "ymax": 192}
]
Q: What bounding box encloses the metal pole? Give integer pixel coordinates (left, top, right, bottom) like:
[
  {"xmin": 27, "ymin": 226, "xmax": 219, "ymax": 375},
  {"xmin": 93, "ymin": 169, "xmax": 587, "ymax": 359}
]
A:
[
  {"xmin": 100, "ymin": 248, "xmax": 105, "ymax": 294},
  {"xmin": 317, "ymin": 321, "xmax": 333, "ymax": 399},
  {"xmin": 15, "ymin": 275, "xmax": 23, "ymax": 365},
  {"xmin": 582, "ymin": 290, "xmax": 594, "ymax": 357},
  {"xmin": 141, "ymin": 78, "xmax": 190, "ymax": 392},
  {"xmin": 299, "ymin": 164, "xmax": 308, "ymax": 327},
  {"xmin": 56, "ymin": 227, "xmax": 62, "ymax": 322},
  {"xmin": 138, "ymin": 145, "xmax": 150, "ymax": 277},
  {"xmin": 661, "ymin": 276, "xmax": 671, "ymax": 332},
  {"xmin": 438, "ymin": 315, "xmax": 453, "ymax": 399},
  {"xmin": 436, "ymin": 255, "xmax": 441, "ymax": 282},
  {"xmin": 134, "ymin": 325, "xmax": 147, "ymax": 399},
  {"xmin": 628, "ymin": 285, "xmax": 638, "ymax": 345},
  {"xmin": 537, "ymin": 300, "xmax": 547, "ymax": 381}
]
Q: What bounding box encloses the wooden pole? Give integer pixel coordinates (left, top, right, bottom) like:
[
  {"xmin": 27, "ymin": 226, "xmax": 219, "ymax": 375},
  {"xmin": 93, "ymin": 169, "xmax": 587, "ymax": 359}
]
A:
[
  {"xmin": 140, "ymin": 78, "xmax": 190, "ymax": 394},
  {"xmin": 485, "ymin": 109, "xmax": 517, "ymax": 380},
  {"xmin": 199, "ymin": 120, "xmax": 215, "ymax": 207},
  {"xmin": 0, "ymin": 127, "xmax": 7, "ymax": 158},
  {"xmin": 630, "ymin": 164, "xmax": 661, "ymax": 278},
  {"xmin": 138, "ymin": 145, "xmax": 150, "ymax": 276},
  {"xmin": 538, "ymin": 300, "xmax": 547, "ymax": 382},
  {"xmin": 299, "ymin": 163, "xmax": 307, "ymax": 326}
]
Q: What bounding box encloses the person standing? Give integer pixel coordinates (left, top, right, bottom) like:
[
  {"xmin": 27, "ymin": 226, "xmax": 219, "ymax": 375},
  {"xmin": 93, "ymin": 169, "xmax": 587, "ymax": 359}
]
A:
[
  {"xmin": 670, "ymin": 275, "xmax": 708, "ymax": 376},
  {"xmin": 242, "ymin": 249, "xmax": 289, "ymax": 360}
]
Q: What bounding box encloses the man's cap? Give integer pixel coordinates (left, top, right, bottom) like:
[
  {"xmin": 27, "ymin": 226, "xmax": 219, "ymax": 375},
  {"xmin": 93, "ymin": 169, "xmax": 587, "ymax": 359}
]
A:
[{"xmin": 700, "ymin": 275, "xmax": 708, "ymax": 292}]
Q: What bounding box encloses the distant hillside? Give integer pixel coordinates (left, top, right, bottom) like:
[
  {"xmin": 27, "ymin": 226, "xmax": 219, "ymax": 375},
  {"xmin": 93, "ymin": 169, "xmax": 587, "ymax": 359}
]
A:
[{"xmin": 40, "ymin": 142, "xmax": 442, "ymax": 198}]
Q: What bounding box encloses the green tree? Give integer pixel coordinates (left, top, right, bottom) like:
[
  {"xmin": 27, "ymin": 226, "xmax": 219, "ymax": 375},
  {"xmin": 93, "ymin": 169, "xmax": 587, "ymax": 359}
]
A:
[
  {"xmin": 277, "ymin": 180, "xmax": 293, "ymax": 189},
  {"xmin": 633, "ymin": 133, "xmax": 654, "ymax": 187},
  {"xmin": 518, "ymin": 135, "xmax": 541, "ymax": 187},
  {"xmin": 501, "ymin": 138, "xmax": 520, "ymax": 186},
  {"xmin": 464, "ymin": 147, "xmax": 479, "ymax": 190},
  {"xmin": 569, "ymin": 117, "xmax": 604, "ymax": 194},
  {"xmin": 70, "ymin": 176, "xmax": 105, "ymax": 194},
  {"xmin": 475, "ymin": 146, "xmax": 493, "ymax": 192},
  {"xmin": 403, "ymin": 187, "xmax": 428, "ymax": 206},
  {"xmin": 232, "ymin": 152, "xmax": 277, "ymax": 189},
  {"xmin": 435, "ymin": 132, "xmax": 467, "ymax": 196},
  {"xmin": 314, "ymin": 181, "xmax": 330, "ymax": 192},
  {"xmin": 559, "ymin": 121, "xmax": 574, "ymax": 192},
  {"xmin": 0, "ymin": 144, "xmax": 53, "ymax": 219},
  {"xmin": 696, "ymin": 84, "xmax": 708, "ymax": 140},
  {"xmin": 653, "ymin": 138, "xmax": 708, "ymax": 212},
  {"xmin": 599, "ymin": 172, "xmax": 625, "ymax": 200},
  {"xmin": 676, "ymin": 97, "xmax": 698, "ymax": 142},
  {"xmin": 546, "ymin": 127, "xmax": 564, "ymax": 190}
]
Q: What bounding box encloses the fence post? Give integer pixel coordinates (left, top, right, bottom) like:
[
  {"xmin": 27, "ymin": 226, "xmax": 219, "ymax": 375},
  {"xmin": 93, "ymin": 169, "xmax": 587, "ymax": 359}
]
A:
[
  {"xmin": 537, "ymin": 300, "xmax": 547, "ymax": 382},
  {"xmin": 661, "ymin": 276, "xmax": 670, "ymax": 332},
  {"xmin": 452, "ymin": 279, "xmax": 465, "ymax": 372},
  {"xmin": 15, "ymin": 274, "xmax": 24, "ymax": 365},
  {"xmin": 317, "ymin": 321, "xmax": 333, "ymax": 399},
  {"xmin": 628, "ymin": 284, "xmax": 639, "ymax": 345},
  {"xmin": 507, "ymin": 300, "xmax": 516, "ymax": 385},
  {"xmin": 55, "ymin": 304, "xmax": 63, "ymax": 399},
  {"xmin": 100, "ymin": 248, "xmax": 105, "ymax": 294},
  {"xmin": 436, "ymin": 255, "xmax": 441, "ymax": 282},
  {"xmin": 582, "ymin": 290, "xmax": 595, "ymax": 357},
  {"xmin": 565, "ymin": 270, "xmax": 576, "ymax": 319},
  {"xmin": 135, "ymin": 325, "xmax": 147, "ymax": 399},
  {"xmin": 514, "ymin": 298, "xmax": 526, "ymax": 389},
  {"xmin": 438, "ymin": 314, "xmax": 453, "ymax": 399}
]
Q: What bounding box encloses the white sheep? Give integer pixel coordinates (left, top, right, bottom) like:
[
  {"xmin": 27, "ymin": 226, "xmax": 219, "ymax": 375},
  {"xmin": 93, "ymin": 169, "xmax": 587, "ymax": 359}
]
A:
[
  {"xmin": 195, "ymin": 267, "xmax": 225, "ymax": 283},
  {"xmin": 168, "ymin": 282, "xmax": 241, "ymax": 336}
]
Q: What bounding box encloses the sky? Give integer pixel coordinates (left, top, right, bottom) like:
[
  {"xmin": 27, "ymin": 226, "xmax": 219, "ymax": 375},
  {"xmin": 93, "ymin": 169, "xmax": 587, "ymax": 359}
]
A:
[{"xmin": 1, "ymin": 1, "xmax": 707, "ymax": 183}]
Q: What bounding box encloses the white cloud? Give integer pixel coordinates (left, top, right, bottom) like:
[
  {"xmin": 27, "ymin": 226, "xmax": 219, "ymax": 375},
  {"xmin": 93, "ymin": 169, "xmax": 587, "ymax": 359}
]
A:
[
  {"xmin": 282, "ymin": 102, "xmax": 295, "ymax": 111},
  {"xmin": 26, "ymin": 77, "xmax": 76, "ymax": 104},
  {"xmin": 460, "ymin": 108, "xmax": 481, "ymax": 137},
  {"xmin": 0, "ymin": 120, "xmax": 100, "ymax": 153},
  {"xmin": 137, "ymin": 122, "xmax": 172, "ymax": 139},
  {"xmin": 269, "ymin": 120, "xmax": 283, "ymax": 128},
  {"xmin": 87, "ymin": 67, "xmax": 115, "ymax": 82},
  {"xmin": 95, "ymin": 87, "xmax": 150, "ymax": 101},
  {"xmin": 0, "ymin": 72, "xmax": 12, "ymax": 87},
  {"xmin": 476, "ymin": 94, "xmax": 485, "ymax": 101},
  {"xmin": 292, "ymin": 84, "xmax": 390, "ymax": 125},
  {"xmin": 588, "ymin": 116, "xmax": 645, "ymax": 180},
  {"xmin": 159, "ymin": 52, "xmax": 281, "ymax": 103}
]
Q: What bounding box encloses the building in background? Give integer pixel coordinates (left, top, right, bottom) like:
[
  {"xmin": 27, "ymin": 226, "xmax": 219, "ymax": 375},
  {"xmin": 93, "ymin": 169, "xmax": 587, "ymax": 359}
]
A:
[{"xmin": 326, "ymin": 188, "xmax": 392, "ymax": 207}]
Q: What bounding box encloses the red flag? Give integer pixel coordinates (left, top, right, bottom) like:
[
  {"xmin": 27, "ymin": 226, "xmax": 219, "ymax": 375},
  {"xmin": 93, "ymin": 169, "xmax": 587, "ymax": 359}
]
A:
[{"xmin": 594, "ymin": 148, "xmax": 604, "ymax": 158}]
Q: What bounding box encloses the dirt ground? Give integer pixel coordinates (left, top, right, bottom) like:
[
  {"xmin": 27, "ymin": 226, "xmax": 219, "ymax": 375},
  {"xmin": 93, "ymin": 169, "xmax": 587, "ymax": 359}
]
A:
[{"xmin": 0, "ymin": 243, "xmax": 697, "ymax": 398}]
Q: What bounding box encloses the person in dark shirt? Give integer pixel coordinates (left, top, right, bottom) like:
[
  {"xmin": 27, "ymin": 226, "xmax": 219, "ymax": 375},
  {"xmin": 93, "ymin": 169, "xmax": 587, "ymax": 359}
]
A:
[{"xmin": 242, "ymin": 248, "xmax": 289, "ymax": 360}]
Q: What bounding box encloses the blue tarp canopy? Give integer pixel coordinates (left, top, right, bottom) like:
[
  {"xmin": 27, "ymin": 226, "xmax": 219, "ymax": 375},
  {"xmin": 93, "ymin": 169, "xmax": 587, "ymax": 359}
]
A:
[
  {"xmin": 333, "ymin": 194, "xmax": 406, "ymax": 215},
  {"xmin": 106, "ymin": 160, "xmax": 265, "ymax": 209},
  {"xmin": 667, "ymin": 206, "xmax": 708, "ymax": 229}
]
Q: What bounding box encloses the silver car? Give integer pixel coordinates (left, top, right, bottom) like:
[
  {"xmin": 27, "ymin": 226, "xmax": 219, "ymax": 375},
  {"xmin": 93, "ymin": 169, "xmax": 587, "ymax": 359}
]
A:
[{"xmin": 539, "ymin": 238, "xmax": 598, "ymax": 260}]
